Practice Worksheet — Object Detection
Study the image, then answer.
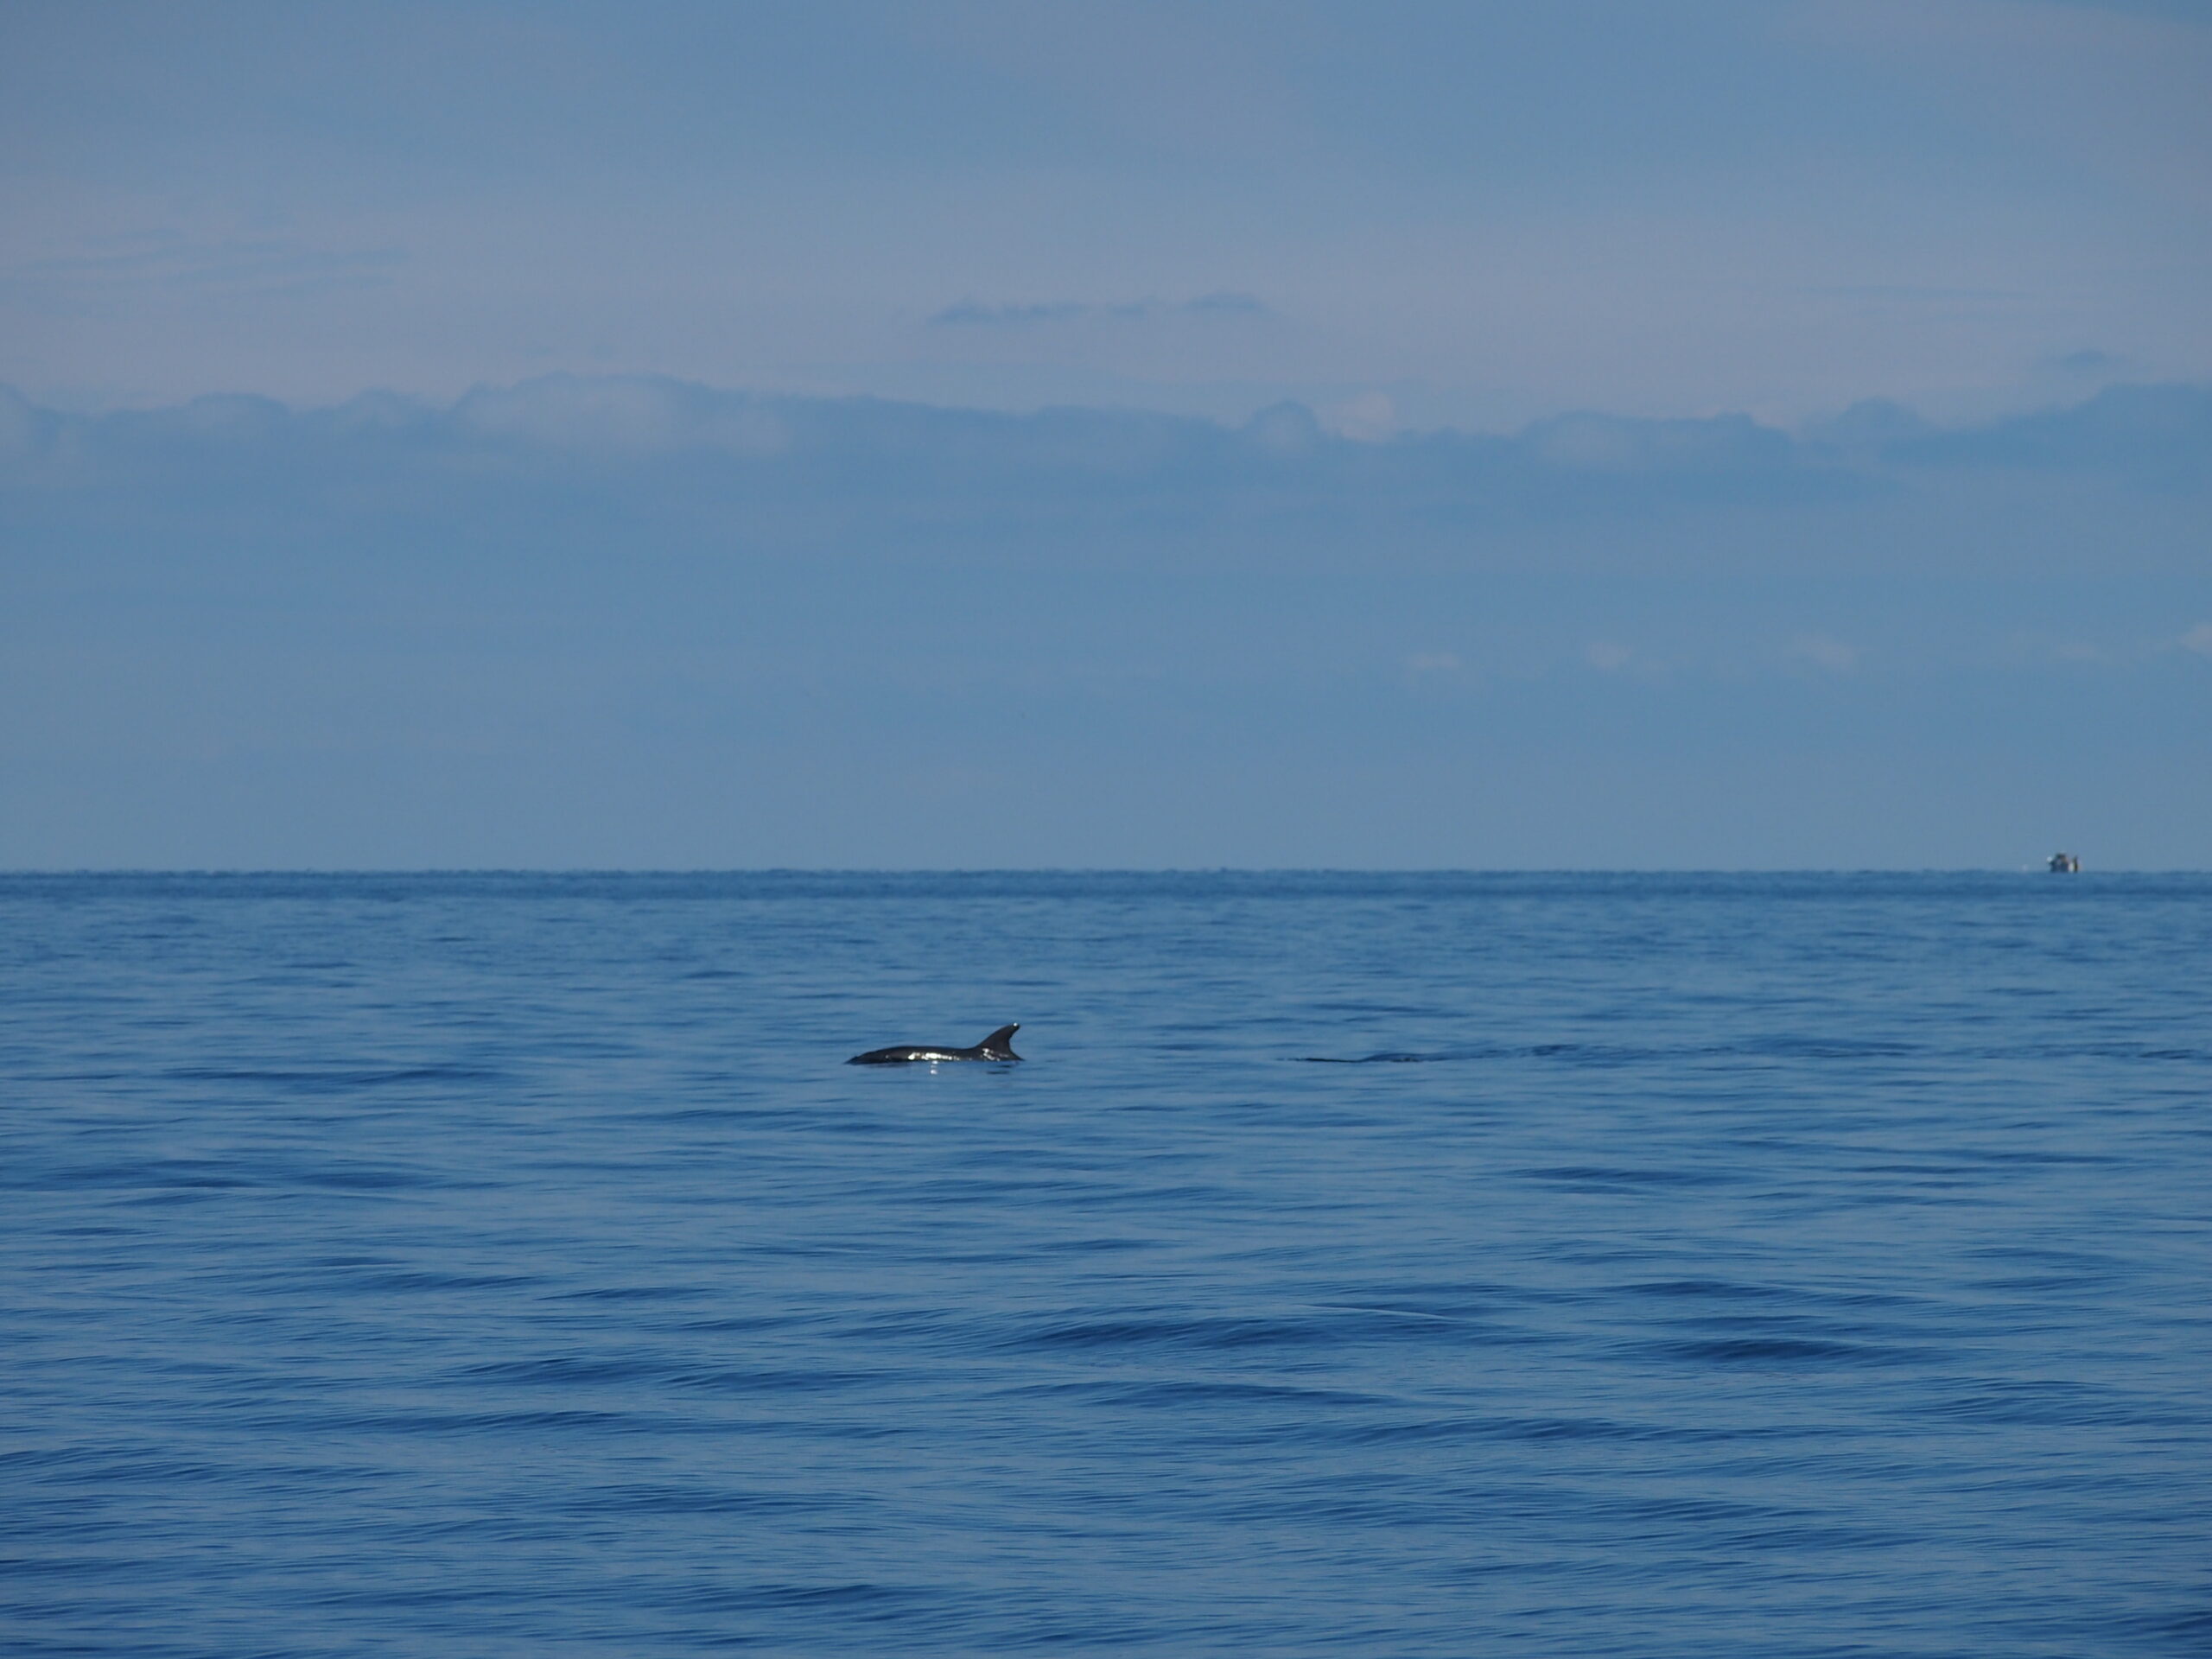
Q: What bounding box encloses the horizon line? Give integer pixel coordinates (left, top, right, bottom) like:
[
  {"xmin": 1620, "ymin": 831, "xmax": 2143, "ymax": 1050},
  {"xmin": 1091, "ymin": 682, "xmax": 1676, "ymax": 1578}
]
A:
[{"xmin": 0, "ymin": 866, "xmax": 2185, "ymax": 879}]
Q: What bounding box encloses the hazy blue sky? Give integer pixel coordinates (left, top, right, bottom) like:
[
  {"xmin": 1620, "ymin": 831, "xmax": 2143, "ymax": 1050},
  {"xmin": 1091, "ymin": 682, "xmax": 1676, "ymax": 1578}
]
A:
[
  {"xmin": 8, "ymin": 0, "xmax": 2209, "ymax": 423},
  {"xmin": 2, "ymin": 2, "xmax": 2207, "ymax": 867}
]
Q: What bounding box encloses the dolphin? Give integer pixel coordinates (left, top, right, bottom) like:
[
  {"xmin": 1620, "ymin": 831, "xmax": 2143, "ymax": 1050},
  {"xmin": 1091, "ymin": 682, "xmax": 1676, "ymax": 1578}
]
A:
[{"xmin": 847, "ymin": 1024, "xmax": 1023, "ymax": 1065}]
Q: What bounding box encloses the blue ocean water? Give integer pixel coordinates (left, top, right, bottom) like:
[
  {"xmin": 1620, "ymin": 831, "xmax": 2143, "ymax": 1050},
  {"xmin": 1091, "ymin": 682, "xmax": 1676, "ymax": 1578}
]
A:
[{"xmin": 2, "ymin": 872, "xmax": 2207, "ymax": 1657}]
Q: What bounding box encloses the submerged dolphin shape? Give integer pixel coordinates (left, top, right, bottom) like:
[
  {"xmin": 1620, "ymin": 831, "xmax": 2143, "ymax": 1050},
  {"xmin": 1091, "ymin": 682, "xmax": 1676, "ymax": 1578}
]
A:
[{"xmin": 848, "ymin": 1024, "xmax": 1022, "ymax": 1065}]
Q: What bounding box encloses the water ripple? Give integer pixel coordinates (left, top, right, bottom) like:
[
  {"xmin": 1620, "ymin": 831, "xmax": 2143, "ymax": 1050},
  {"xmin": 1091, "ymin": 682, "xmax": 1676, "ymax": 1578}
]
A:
[{"xmin": 3, "ymin": 872, "xmax": 2207, "ymax": 1656}]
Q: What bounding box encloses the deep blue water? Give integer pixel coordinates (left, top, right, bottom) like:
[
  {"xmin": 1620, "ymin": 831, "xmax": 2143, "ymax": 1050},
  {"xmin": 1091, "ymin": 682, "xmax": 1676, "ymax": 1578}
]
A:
[{"xmin": 3, "ymin": 872, "xmax": 2207, "ymax": 1656}]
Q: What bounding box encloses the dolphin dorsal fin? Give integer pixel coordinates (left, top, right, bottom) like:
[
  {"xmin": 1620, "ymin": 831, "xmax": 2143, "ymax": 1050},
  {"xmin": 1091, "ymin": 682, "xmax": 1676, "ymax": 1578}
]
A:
[{"xmin": 978, "ymin": 1024, "xmax": 1020, "ymax": 1058}]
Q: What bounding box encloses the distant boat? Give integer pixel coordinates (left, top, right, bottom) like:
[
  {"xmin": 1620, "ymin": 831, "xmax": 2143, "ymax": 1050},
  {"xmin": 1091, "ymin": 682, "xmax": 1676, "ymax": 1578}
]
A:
[{"xmin": 2048, "ymin": 852, "xmax": 2082, "ymax": 874}]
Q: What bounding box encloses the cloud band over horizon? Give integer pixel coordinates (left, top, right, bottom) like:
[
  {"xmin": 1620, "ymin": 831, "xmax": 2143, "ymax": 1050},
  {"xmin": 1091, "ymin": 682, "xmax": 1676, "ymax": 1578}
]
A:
[{"xmin": 3, "ymin": 373, "xmax": 2206, "ymax": 869}]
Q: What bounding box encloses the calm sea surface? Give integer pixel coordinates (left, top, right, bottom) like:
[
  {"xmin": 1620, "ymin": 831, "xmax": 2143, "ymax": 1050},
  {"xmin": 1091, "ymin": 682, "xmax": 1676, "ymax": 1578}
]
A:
[{"xmin": 3, "ymin": 873, "xmax": 2207, "ymax": 1656}]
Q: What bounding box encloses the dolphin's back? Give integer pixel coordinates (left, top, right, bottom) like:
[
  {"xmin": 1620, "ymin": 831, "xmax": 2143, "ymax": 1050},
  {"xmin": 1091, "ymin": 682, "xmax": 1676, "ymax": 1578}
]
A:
[{"xmin": 849, "ymin": 1023, "xmax": 1022, "ymax": 1065}]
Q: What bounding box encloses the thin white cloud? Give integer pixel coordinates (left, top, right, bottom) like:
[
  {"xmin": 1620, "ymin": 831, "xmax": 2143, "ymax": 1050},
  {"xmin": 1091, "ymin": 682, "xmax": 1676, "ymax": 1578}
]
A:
[
  {"xmin": 3, "ymin": 232, "xmax": 404, "ymax": 299},
  {"xmin": 1526, "ymin": 411, "xmax": 1789, "ymax": 474},
  {"xmin": 3, "ymin": 374, "xmax": 2202, "ymax": 514},
  {"xmin": 450, "ymin": 376, "xmax": 785, "ymax": 455},
  {"xmin": 1326, "ymin": 391, "xmax": 1397, "ymax": 442},
  {"xmin": 2042, "ymin": 347, "xmax": 2130, "ymax": 376},
  {"xmin": 929, "ymin": 293, "xmax": 1270, "ymax": 327},
  {"xmin": 1789, "ymin": 635, "xmax": 1860, "ymax": 672}
]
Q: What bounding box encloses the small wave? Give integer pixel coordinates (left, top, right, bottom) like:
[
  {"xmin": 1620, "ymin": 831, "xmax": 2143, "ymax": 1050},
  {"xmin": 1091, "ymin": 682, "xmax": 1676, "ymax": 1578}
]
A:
[
  {"xmin": 292, "ymin": 1165, "xmax": 441, "ymax": 1192},
  {"xmin": 1001, "ymin": 1303, "xmax": 1517, "ymax": 1356},
  {"xmin": 1014, "ymin": 1314, "xmax": 1331, "ymax": 1353},
  {"xmin": 553, "ymin": 1283, "xmax": 709, "ymax": 1303},
  {"xmin": 1001, "ymin": 1376, "xmax": 1382, "ymax": 1411},
  {"xmin": 1296, "ymin": 1052, "xmax": 1442, "ymax": 1064},
  {"xmin": 453, "ymin": 1356, "xmax": 660, "ymax": 1386},
  {"xmin": 1647, "ymin": 1335, "xmax": 1914, "ymax": 1366},
  {"xmin": 1292, "ymin": 1042, "xmax": 1696, "ymax": 1065},
  {"xmin": 551, "ymin": 1482, "xmax": 817, "ymax": 1517},
  {"xmin": 1924, "ymin": 1381, "xmax": 2139, "ymax": 1427},
  {"xmin": 1627, "ymin": 1277, "xmax": 1791, "ymax": 1301},
  {"xmin": 346, "ymin": 1269, "xmax": 543, "ymax": 1294},
  {"xmin": 670, "ymin": 1581, "xmax": 925, "ymax": 1615},
  {"xmin": 444, "ymin": 1356, "xmax": 887, "ymax": 1398},
  {"xmin": 164, "ymin": 1064, "xmax": 503, "ymax": 1091},
  {"xmin": 1292, "ymin": 1034, "xmax": 1969, "ymax": 1066},
  {"xmin": 1525, "ymin": 1165, "xmax": 1737, "ymax": 1190},
  {"xmin": 26, "ymin": 1160, "xmax": 253, "ymax": 1192}
]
